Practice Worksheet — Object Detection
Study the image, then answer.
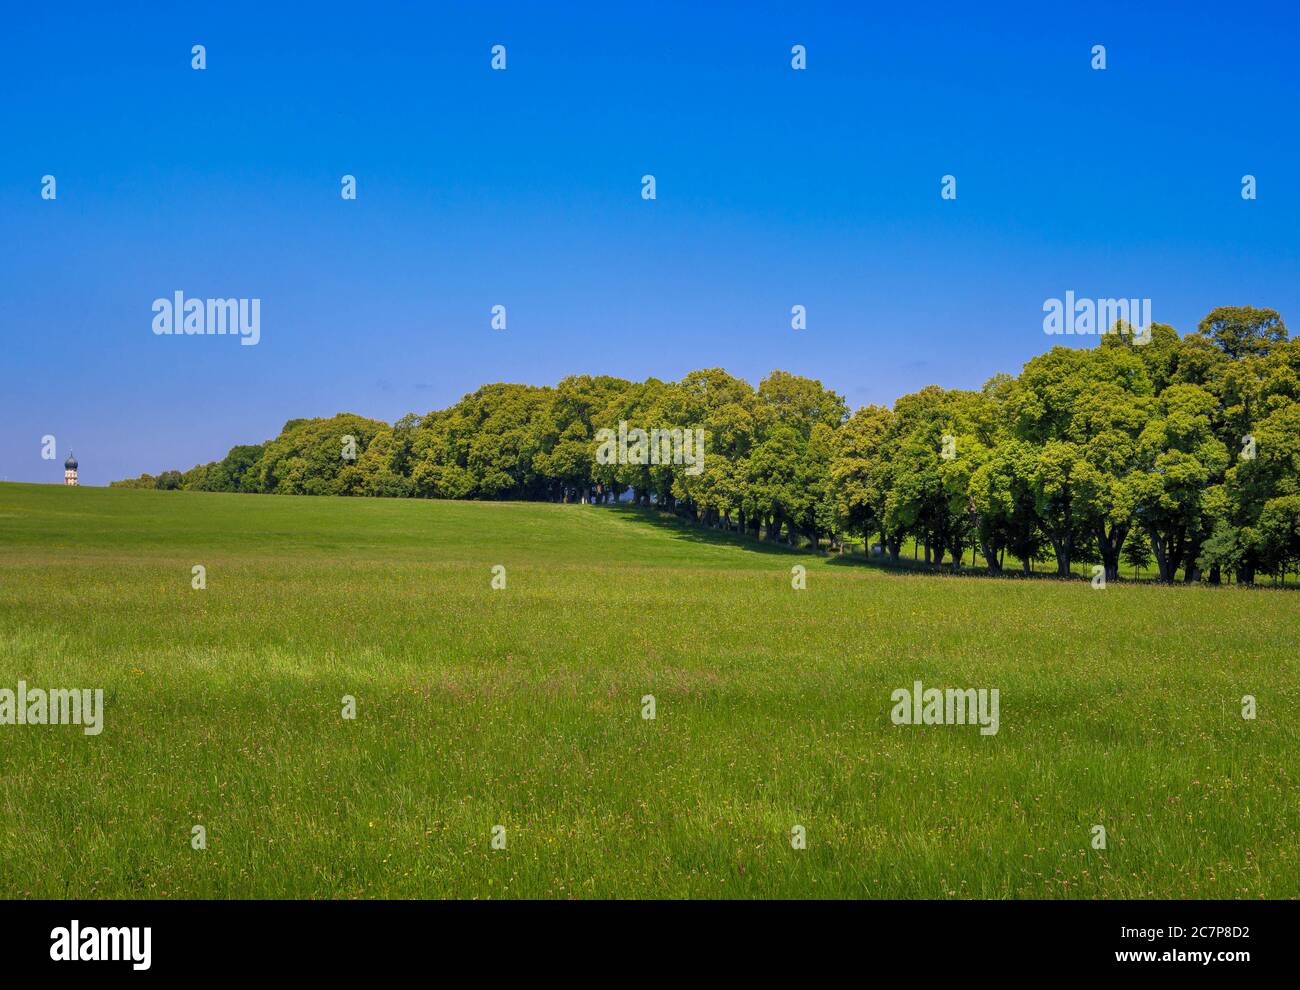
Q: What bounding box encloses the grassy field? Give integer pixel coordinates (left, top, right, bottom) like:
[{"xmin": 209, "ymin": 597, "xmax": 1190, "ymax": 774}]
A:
[{"xmin": 0, "ymin": 481, "xmax": 1295, "ymax": 899}]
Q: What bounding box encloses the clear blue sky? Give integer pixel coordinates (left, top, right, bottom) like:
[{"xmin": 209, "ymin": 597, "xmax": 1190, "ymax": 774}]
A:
[{"xmin": 4, "ymin": 1, "xmax": 1298, "ymax": 485}]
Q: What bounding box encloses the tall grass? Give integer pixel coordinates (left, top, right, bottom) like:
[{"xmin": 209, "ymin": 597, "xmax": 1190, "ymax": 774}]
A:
[{"xmin": 0, "ymin": 483, "xmax": 1295, "ymax": 898}]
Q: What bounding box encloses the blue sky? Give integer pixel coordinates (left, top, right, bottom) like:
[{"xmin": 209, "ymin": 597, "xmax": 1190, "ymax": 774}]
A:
[{"xmin": 3, "ymin": 1, "xmax": 1299, "ymax": 485}]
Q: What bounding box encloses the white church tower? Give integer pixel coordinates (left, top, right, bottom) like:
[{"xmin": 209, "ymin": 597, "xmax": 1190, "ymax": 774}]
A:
[{"xmin": 64, "ymin": 453, "xmax": 78, "ymax": 486}]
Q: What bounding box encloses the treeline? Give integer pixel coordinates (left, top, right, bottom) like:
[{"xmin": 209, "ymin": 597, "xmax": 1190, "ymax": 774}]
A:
[{"xmin": 114, "ymin": 306, "xmax": 1300, "ymax": 585}]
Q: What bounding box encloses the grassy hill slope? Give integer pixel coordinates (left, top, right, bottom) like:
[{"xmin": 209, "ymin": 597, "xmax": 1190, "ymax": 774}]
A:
[{"xmin": 0, "ymin": 482, "xmax": 1295, "ymax": 897}]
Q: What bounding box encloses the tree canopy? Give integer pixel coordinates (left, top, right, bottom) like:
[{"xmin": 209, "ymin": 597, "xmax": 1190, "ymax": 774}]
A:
[{"xmin": 113, "ymin": 306, "xmax": 1300, "ymax": 584}]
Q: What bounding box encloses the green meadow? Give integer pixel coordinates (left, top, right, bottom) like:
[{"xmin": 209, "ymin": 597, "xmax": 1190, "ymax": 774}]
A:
[{"xmin": 0, "ymin": 481, "xmax": 1295, "ymax": 899}]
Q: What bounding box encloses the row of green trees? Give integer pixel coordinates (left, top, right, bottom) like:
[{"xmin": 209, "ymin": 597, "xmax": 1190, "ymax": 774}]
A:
[{"xmin": 115, "ymin": 307, "xmax": 1300, "ymax": 584}]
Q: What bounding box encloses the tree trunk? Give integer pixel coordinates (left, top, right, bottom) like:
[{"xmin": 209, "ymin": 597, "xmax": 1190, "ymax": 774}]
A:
[
  {"xmin": 1149, "ymin": 528, "xmax": 1182, "ymax": 583},
  {"xmin": 1052, "ymin": 539, "xmax": 1071, "ymax": 577},
  {"xmin": 1097, "ymin": 524, "xmax": 1127, "ymax": 583},
  {"xmin": 982, "ymin": 538, "xmax": 1003, "ymax": 574}
]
